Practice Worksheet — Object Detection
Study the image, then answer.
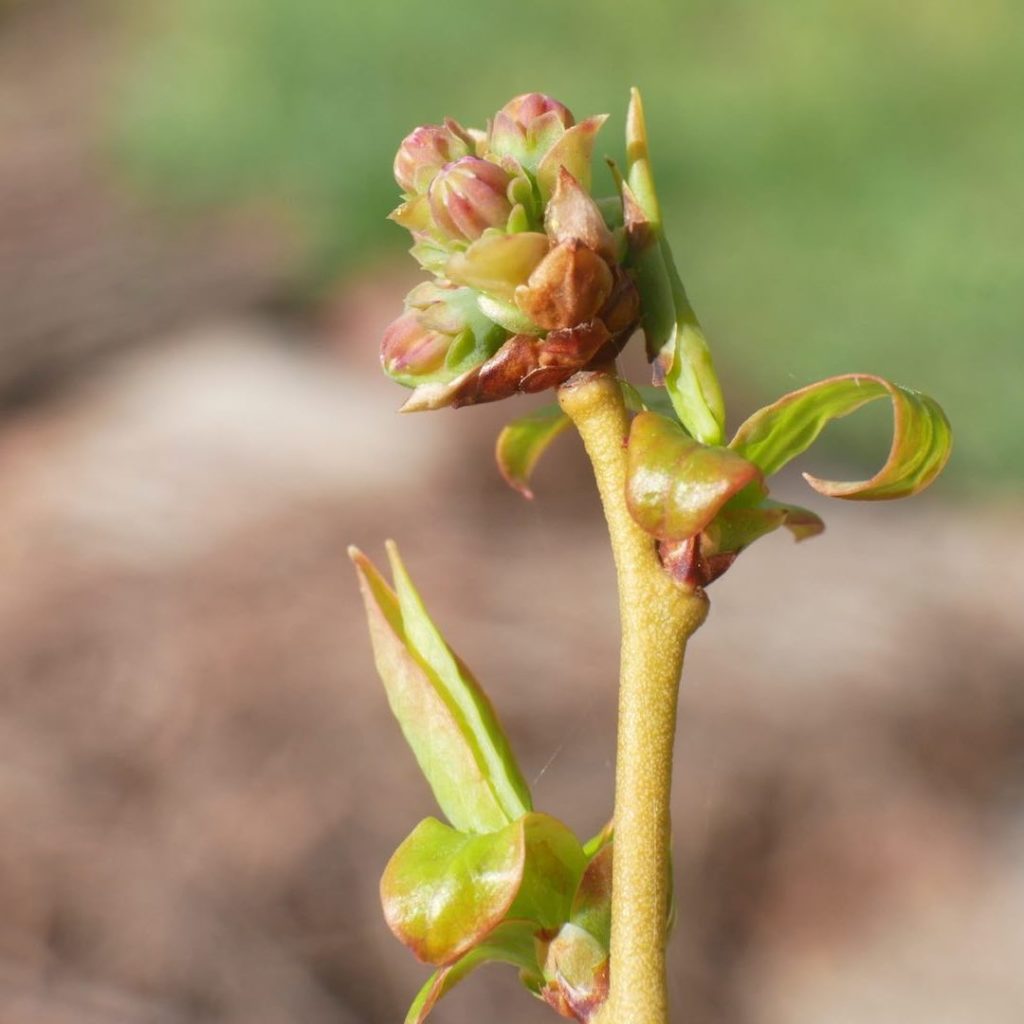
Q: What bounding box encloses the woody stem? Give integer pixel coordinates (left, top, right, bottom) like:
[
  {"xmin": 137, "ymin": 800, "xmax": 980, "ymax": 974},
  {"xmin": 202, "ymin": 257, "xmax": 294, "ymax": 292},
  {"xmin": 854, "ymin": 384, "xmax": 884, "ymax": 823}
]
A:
[{"xmin": 558, "ymin": 371, "xmax": 708, "ymax": 1024}]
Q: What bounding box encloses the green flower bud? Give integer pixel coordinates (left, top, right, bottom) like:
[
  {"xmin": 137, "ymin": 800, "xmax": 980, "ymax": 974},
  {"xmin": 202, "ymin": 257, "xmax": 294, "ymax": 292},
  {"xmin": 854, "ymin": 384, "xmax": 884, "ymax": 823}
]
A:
[
  {"xmin": 428, "ymin": 156, "xmax": 513, "ymax": 242},
  {"xmin": 393, "ymin": 120, "xmax": 472, "ymax": 195}
]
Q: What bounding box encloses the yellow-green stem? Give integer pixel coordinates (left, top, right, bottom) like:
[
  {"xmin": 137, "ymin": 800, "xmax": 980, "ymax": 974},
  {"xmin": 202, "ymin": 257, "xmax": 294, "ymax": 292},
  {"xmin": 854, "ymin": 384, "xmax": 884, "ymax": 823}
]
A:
[{"xmin": 558, "ymin": 372, "xmax": 708, "ymax": 1024}]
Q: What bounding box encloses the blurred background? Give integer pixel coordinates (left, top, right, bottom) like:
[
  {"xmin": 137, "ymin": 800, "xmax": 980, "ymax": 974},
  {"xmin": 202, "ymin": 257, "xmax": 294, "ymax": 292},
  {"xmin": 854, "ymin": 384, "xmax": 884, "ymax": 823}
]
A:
[{"xmin": 1, "ymin": 1, "xmax": 1022, "ymax": 1022}]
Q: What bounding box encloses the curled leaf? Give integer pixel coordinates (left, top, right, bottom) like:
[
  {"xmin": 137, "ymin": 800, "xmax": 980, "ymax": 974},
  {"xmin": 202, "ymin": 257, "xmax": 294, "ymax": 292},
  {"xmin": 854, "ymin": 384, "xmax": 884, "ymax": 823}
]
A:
[
  {"xmin": 495, "ymin": 403, "xmax": 571, "ymax": 498},
  {"xmin": 626, "ymin": 411, "xmax": 762, "ymax": 542},
  {"xmin": 729, "ymin": 373, "xmax": 953, "ymax": 499},
  {"xmin": 382, "ymin": 813, "xmax": 585, "ymax": 966},
  {"xmin": 350, "ymin": 544, "xmax": 531, "ymax": 832}
]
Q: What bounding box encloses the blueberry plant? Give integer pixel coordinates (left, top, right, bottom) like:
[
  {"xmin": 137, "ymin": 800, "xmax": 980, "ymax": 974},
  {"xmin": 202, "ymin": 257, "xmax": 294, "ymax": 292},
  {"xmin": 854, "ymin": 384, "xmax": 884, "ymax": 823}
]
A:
[{"xmin": 350, "ymin": 90, "xmax": 952, "ymax": 1024}]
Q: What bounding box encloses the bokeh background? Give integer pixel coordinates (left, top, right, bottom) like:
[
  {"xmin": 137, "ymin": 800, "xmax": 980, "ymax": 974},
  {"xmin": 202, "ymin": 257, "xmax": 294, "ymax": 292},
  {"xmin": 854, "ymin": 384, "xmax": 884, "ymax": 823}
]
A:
[{"xmin": 2, "ymin": 1, "xmax": 1022, "ymax": 1022}]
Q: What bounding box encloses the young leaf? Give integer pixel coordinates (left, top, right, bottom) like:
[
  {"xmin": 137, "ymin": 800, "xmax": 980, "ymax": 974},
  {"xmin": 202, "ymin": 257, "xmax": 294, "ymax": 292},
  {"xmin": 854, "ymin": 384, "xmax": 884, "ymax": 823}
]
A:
[
  {"xmin": 626, "ymin": 411, "xmax": 762, "ymax": 541},
  {"xmin": 495, "ymin": 403, "xmax": 571, "ymax": 498},
  {"xmin": 623, "ymin": 88, "xmax": 726, "ymax": 445},
  {"xmin": 381, "ymin": 813, "xmax": 586, "ymax": 966},
  {"xmin": 619, "ymin": 382, "xmax": 677, "ymax": 420},
  {"xmin": 570, "ymin": 842, "xmax": 613, "ymax": 947},
  {"xmin": 405, "ymin": 920, "xmax": 540, "ymax": 1024},
  {"xmin": 729, "ymin": 373, "xmax": 953, "ymax": 499},
  {"xmin": 540, "ymin": 922, "xmax": 610, "ymax": 1023},
  {"xmin": 707, "ymin": 496, "xmax": 825, "ymax": 555},
  {"xmin": 350, "ymin": 545, "xmax": 531, "ymax": 833}
]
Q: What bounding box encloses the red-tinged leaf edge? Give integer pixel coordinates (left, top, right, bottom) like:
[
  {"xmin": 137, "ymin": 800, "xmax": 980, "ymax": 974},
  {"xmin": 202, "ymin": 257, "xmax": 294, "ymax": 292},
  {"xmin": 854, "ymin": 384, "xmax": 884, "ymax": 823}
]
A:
[
  {"xmin": 349, "ymin": 544, "xmax": 531, "ymax": 833},
  {"xmin": 627, "ymin": 411, "xmax": 762, "ymax": 542},
  {"xmin": 381, "ymin": 813, "xmax": 585, "ymax": 967},
  {"xmin": 495, "ymin": 403, "xmax": 571, "ymax": 498},
  {"xmin": 730, "ymin": 373, "xmax": 952, "ymax": 500}
]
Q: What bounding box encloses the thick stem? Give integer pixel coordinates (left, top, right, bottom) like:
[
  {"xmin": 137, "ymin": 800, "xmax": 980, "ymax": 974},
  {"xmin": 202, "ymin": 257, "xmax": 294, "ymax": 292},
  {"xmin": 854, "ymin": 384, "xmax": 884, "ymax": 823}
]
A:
[{"xmin": 558, "ymin": 372, "xmax": 708, "ymax": 1024}]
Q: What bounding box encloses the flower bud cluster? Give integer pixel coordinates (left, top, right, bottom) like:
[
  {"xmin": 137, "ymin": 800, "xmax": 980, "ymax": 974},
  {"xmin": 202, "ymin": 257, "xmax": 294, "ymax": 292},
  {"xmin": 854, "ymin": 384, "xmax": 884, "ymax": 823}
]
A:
[{"xmin": 382, "ymin": 94, "xmax": 640, "ymax": 410}]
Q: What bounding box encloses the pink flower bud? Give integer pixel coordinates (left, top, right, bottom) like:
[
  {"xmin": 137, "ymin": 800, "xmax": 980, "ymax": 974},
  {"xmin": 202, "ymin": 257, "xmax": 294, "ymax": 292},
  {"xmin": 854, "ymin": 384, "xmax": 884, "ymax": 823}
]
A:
[
  {"xmin": 428, "ymin": 157, "xmax": 512, "ymax": 242},
  {"xmin": 499, "ymin": 93, "xmax": 574, "ymax": 131},
  {"xmin": 393, "ymin": 122, "xmax": 470, "ymax": 195},
  {"xmin": 380, "ymin": 311, "xmax": 450, "ymax": 380}
]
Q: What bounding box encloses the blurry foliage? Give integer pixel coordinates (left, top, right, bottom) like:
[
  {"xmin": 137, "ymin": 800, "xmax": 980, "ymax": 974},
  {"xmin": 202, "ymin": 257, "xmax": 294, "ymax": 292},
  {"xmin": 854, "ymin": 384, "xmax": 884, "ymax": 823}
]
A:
[{"xmin": 115, "ymin": 0, "xmax": 1023, "ymax": 489}]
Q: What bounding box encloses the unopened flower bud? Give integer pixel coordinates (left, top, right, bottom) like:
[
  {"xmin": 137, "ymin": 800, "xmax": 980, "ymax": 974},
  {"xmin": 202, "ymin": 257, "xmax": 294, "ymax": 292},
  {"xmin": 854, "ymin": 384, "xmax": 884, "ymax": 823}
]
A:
[
  {"xmin": 489, "ymin": 94, "xmax": 575, "ymax": 172},
  {"xmin": 428, "ymin": 157, "xmax": 512, "ymax": 242},
  {"xmin": 394, "ymin": 121, "xmax": 471, "ymax": 195},
  {"xmin": 381, "ymin": 311, "xmax": 450, "ymax": 380},
  {"xmin": 500, "ymin": 93, "xmax": 574, "ymax": 131}
]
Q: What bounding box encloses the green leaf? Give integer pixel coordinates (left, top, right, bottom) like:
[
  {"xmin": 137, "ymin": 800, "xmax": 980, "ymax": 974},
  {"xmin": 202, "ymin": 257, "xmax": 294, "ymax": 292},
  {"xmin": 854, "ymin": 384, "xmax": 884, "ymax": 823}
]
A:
[
  {"xmin": 382, "ymin": 813, "xmax": 586, "ymax": 966},
  {"xmin": 626, "ymin": 411, "xmax": 762, "ymax": 541},
  {"xmin": 495, "ymin": 404, "xmax": 571, "ymax": 498},
  {"xmin": 709, "ymin": 496, "xmax": 825, "ymax": 553},
  {"xmin": 730, "ymin": 373, "xmax": 953, "ymax": 499},
  {"xmin": 350, "ymin": 544, "xmax": 531, "ymax": 833},
  {"xmin": 570, "ymin": 842, "xmax": 613, "ymax": 947},
  {"xmin": 619, "ymin": 382, "xmax": 677, "ymax": 420},
  {"xmin": 404, "ymin": 920, "xmax": 539, "ymax": 1024},
  {"xmin": 623, "ymin": 88, "xmax": 725, "ymax": 445},
  {"xmin": 581, "ymin": 819, "xmax": 613, "ymax": 859}
]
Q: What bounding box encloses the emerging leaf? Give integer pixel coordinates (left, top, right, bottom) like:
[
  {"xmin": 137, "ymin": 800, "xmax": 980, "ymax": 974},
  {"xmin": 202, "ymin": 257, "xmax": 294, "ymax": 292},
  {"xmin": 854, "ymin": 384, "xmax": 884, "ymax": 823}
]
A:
[
  {"xmin": 626, "ymin": 411, "xmax": 762, "ymax": 542},
  {"xmin": 622, "ymin": 88, "xmax": 726, "ymax": 445},
  {"xmin": 381, "ymin": 813, "xmax": 586, "ymax": 966},
  {"xmin": 350, "ymin": 544, "xmax": 531, "ymax": 833},
  {"xmin": 730, "ymin": 373, "xmax": 953, "ymax": 499},
  {"xmin": 619, "ymin": 382, "xmax": 677, "ymax": 420},
  {"xmin": 570, "ymin": 842, "xmax": 613, "ymax": 948},
  {"xmin": 404, "ymin": 921, "xmax": 540, "ymax": 1024},
  {"xmin": 541, "ymin": 922, "xmax": 609, "ymax": 1023},
  {"xmin": 495, "ymin": 403, "xmax": 571, "ymax": 498}
]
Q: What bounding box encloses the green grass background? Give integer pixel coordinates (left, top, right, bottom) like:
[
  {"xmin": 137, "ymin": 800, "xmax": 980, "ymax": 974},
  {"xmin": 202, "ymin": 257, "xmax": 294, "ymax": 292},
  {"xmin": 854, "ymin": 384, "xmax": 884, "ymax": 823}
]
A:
[{"xmin": 115, "ymin": 0, "xmax": 1023, "ymax": 490}]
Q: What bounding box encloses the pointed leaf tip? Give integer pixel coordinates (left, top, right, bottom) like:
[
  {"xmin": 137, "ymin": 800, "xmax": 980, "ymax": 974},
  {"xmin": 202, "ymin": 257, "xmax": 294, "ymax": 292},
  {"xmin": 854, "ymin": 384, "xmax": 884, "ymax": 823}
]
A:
[
  {"xmin": 351, "ymin": 543, "xmax": 531, "ymax": 832},
  {"xmin": 621, "ymin": 89, "xmax": 725, "ymax": 445}
]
